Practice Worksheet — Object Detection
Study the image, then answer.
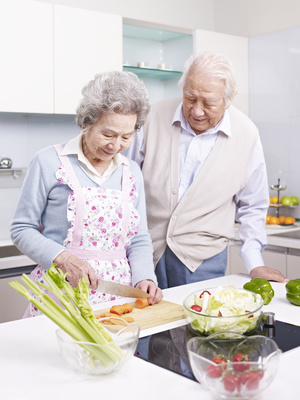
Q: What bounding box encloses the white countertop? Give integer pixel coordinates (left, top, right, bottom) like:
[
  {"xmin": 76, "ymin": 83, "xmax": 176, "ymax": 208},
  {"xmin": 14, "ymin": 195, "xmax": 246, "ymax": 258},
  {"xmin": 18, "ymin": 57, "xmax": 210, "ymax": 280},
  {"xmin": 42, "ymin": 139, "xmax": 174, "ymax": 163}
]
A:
[
  {"xmin": 234, "ymin": 223, "xmax": 300, "ymax": 249},
  {"xmin": 0, "ymin": 274, "xmax": 298, "ymax": 400}
]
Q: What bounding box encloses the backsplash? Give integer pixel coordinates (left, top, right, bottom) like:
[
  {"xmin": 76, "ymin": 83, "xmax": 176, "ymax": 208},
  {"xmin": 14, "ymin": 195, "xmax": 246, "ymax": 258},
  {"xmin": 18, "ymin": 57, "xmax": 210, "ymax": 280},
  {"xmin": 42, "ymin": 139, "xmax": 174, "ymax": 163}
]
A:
[
  {"xmin": 0, "ymin": 113, "xmax": 78, "ymax": 240},
  {"xmin": 249, "ymin": 26, "xmax": 300, "ymax": 220}
]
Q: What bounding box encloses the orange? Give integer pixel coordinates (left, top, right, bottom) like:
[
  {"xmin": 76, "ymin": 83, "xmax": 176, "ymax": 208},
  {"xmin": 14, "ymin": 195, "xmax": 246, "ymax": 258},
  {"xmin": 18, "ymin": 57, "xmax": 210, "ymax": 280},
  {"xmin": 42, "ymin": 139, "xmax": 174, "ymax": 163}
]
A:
[
  {"xmin": 278, "ymin": 215, "xmax": 286, "ymax": 224},
  {"xmin": 266, "ymin": 214, "xmax": 271, "ymax": 224},
  {"xmin": 269, "ymin": 216, "xmax": 280, "ymax": 225},
  {"xmin": 284, "ymin": 217, "xmax": 296, "ymax": 225},
  {"xmin": 270, "ymin": 196, "xmax": 281, "ymax": 204}
]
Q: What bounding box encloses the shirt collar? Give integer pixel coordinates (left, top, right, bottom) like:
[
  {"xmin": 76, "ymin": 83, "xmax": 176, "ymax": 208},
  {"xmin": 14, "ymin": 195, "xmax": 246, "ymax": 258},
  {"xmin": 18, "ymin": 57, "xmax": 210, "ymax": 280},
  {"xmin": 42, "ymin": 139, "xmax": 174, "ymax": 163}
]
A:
[
  {"xmin": 173, "ymin": 101, "xmax": 232, "ymax": 137},
  {"xmin": 61, "ymin": 133, "xmax": 125, "ymax": 177}
]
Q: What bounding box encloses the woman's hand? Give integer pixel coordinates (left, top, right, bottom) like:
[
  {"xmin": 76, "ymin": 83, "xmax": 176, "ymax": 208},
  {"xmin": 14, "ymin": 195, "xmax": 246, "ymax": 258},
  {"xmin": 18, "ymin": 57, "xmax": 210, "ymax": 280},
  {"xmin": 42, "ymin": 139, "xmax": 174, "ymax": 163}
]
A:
[
  {"xmin": 53, "ymin": 250, "xmax": 98, "ymax": 290},
  {"xmin": 135, "ymin": 280, "xmax": 164, "ymax": 305}
]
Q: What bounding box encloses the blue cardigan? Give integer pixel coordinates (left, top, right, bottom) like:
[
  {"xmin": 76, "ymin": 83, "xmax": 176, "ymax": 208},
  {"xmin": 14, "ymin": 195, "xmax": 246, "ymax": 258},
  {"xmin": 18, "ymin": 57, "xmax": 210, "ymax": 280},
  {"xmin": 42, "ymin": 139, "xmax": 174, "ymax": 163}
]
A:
[{"xmin": 10, "ymin": 144, "xmax": 157, "ymax": 287}]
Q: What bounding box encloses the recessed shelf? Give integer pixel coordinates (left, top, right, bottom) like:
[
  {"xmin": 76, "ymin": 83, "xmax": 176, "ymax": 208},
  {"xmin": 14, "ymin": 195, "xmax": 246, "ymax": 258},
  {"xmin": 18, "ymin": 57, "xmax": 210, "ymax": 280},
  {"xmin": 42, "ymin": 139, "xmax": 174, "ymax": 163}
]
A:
[{"xmin": 123, "ymin": 65, "xmax": 182, "ymax": 80}]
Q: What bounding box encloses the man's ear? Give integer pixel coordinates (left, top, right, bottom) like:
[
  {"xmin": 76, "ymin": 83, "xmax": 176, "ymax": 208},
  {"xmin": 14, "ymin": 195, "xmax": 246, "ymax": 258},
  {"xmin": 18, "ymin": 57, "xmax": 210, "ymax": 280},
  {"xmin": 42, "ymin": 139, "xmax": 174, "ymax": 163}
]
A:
[{"xmin": 225, "ymin": 99, "xmax": 232, "ymax": 110}]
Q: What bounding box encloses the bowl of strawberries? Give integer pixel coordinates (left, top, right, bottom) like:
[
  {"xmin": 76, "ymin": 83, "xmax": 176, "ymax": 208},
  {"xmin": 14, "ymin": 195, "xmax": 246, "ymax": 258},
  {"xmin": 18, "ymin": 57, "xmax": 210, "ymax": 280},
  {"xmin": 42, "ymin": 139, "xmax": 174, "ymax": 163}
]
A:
[{"xmin": 187, "ymin": 331, "xmax": 281, "ymax": 399}]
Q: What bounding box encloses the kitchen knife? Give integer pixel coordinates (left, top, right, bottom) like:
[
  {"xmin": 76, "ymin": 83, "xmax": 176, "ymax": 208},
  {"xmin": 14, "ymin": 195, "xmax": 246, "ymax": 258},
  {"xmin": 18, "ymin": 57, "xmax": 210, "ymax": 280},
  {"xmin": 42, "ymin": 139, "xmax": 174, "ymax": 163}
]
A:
[{"xmin": 96, "ymin": 279, "xmax": 149, "ymax": 298}]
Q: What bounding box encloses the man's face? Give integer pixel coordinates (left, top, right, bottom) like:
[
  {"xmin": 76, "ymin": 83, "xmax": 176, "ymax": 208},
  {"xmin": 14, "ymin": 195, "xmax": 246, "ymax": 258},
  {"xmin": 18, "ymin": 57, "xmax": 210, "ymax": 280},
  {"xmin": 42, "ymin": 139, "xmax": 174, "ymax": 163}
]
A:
[{"xmin": 182, "ymin": 72, "xmax": 230, "ymax": 135}]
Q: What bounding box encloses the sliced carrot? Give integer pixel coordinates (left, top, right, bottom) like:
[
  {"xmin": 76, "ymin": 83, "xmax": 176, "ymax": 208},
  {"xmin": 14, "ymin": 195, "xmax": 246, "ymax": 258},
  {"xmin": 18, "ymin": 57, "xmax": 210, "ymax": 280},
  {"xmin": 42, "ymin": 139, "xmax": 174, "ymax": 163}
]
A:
[
  {"xmin": 135, "ymin": 298, "xmax": 150, "ymax": 309},
  {"xmin": 99, "ymin": 312, "xmax": 114, "ymax": 318},
  {"xmin": 110, "ymin": 305, "xmax": 124, "ymax": 316},
  {"xmin": 109, "ymin": 318, "xmax": 126, "ymax": 325},
  {"xmin": 123, "ymin": 316, "xmax": 134, "ymax": 323},
  {"xmin": 122, "ymin": 303, "xmax": 133, "ymax": 313}
]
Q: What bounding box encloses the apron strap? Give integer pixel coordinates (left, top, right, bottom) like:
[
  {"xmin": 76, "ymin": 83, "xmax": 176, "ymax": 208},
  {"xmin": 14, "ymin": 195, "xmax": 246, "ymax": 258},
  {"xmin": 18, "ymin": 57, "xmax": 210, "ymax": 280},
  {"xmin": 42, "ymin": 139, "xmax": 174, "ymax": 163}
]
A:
[
  {"xmin": 54, "ymin": 144, "xmax": 85, "ymax": 248},
  {"xmin": 118, "ymin": 158, "xmax": 131, "ymax": 250}
]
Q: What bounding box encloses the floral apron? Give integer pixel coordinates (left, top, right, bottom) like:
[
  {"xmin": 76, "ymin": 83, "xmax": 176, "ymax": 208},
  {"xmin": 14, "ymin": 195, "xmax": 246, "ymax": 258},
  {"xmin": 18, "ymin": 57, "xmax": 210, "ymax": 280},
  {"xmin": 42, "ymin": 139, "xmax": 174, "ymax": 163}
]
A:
[{"xmin": 24, "ymin": 144, "xmax": 140, "ymax": 317}]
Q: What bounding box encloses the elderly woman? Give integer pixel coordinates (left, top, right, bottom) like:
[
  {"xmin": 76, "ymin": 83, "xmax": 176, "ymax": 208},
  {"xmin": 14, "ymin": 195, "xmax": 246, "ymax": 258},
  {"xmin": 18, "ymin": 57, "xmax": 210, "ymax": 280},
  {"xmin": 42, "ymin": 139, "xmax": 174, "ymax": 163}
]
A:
[{"xmin": 11, "ymin": 71, "xmax": 163, "ymax": 317}]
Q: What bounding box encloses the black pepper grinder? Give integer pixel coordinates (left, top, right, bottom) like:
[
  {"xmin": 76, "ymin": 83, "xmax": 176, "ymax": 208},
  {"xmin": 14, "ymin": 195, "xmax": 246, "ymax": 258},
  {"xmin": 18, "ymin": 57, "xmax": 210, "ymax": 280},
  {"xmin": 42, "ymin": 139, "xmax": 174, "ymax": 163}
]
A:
[{"xmin": 262, "ymin": 312, "xmax": 276, "ymax": 338}]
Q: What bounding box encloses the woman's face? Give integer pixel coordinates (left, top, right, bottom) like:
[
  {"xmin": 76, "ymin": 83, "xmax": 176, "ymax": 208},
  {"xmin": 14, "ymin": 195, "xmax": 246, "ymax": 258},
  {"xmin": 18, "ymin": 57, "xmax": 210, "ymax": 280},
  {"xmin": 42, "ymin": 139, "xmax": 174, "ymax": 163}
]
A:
[{"xmin": 83, "ymin": 112, "xmax": 137, "ymax": 165}]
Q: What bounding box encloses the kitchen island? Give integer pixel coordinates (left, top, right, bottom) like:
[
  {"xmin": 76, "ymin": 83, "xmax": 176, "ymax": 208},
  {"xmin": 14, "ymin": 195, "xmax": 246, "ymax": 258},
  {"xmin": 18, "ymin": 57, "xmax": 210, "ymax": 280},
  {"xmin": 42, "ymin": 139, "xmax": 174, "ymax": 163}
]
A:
[{"xmin": 0, "ymin": 274, "xmax": 298, "ymax": 400}]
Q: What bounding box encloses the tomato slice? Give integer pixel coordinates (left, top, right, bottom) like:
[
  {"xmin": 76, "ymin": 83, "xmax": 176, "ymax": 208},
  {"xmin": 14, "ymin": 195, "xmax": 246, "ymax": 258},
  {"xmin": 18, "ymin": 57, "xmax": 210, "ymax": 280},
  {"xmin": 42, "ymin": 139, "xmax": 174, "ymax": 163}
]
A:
[{"xmin": 190, "ymin": 304, "xmax": 202, "ymax": 312}]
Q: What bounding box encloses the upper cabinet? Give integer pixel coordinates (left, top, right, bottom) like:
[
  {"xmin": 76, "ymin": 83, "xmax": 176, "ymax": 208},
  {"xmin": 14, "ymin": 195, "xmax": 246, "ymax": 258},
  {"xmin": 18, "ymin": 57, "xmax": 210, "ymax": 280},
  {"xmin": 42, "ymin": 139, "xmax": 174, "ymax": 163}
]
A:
[
  {"xmin": 0, "ymin": 1, "xmax": 53, "ymax": 113},
  {"xmin": 0, "ymin": 3, "xmax": 247, "ymax": 114},
  {"xmin": 54, "ymin": 6, "xmax": 122, "ymax": 114},
  {"xmin": 0, "ymin": 1, "xmax": 122, "ymax": 114},
  {"xmin": 123, "ymin": 20, "xmax": 193, "ymax": 104}
]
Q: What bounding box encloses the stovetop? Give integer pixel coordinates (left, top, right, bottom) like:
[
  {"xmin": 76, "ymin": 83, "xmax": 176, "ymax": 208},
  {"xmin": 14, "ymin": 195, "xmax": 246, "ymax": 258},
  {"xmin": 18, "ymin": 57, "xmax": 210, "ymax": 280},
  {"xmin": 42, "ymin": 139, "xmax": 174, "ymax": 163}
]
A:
[{"xmin": 134, "ymin": 321, "xmax": 300, "ymax": 382}]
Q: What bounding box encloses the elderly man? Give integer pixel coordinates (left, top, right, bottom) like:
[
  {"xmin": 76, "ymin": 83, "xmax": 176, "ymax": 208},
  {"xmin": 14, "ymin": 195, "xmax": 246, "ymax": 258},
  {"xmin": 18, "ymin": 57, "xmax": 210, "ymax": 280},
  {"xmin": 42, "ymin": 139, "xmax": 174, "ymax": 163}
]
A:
[{"xmin": 128, "ymin": 52, "xmax": 286, "ymax": 288}]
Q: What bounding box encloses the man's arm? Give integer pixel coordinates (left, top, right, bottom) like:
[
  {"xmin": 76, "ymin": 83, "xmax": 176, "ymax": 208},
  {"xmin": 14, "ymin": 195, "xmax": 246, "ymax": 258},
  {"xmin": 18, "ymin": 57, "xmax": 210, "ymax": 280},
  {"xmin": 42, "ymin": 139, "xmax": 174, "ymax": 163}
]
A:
[
  {"xmin": 126, "ymin": 128, "xmax": 145, "ymax": 167},
  {"xmin": 235, "ymin": 138, "xmax": 287, "ymax": 282}
]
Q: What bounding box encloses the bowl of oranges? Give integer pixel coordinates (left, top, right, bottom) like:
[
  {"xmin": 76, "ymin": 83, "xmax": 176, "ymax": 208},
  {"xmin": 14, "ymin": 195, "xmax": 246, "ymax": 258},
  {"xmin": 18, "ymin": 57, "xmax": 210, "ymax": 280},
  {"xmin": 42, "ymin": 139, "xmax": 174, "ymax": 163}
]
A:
[{"xmin": 266, "ymin": 214, "xmax": 296, "ymax": 226}]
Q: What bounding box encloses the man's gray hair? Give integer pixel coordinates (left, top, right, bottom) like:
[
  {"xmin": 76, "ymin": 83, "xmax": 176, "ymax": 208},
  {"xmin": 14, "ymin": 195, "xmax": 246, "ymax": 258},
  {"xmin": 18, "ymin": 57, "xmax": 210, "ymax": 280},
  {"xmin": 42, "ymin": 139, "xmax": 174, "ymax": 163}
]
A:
[{"xmin": 178, "ymin": 52, "xmax": 238, "ymax": 106}]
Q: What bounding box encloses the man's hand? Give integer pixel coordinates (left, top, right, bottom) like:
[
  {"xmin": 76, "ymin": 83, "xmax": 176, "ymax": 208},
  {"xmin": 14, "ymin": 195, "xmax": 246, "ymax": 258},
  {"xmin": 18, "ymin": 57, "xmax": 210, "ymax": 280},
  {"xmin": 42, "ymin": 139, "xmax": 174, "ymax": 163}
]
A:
[
  {"xmin": 53, "ymin": 250, "xmax": 98, "ymax": 289},
  {"xmin": 250, "ymin": 266, "xmax": 289, "ymax": 283},
  {"xmin": 135, "ymin": 280, "xmax": 164, "ymax": 305}
]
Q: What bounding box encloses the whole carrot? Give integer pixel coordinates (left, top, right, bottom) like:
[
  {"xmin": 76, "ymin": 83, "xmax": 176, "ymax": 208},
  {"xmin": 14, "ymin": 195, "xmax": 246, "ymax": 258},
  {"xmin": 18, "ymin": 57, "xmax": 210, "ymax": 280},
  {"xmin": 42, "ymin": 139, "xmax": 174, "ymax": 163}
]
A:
[{"xmin": 135, "ymin": 298, "xmax": 150, "ymax": 309}]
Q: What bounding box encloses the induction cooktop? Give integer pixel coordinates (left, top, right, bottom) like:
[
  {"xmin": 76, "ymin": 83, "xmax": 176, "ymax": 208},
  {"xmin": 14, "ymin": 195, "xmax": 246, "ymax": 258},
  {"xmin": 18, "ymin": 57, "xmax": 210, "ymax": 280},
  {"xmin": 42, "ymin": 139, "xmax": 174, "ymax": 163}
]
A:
[{"xmin": 134, "ymin": 321, "xmax": 300, "ymax": 382}]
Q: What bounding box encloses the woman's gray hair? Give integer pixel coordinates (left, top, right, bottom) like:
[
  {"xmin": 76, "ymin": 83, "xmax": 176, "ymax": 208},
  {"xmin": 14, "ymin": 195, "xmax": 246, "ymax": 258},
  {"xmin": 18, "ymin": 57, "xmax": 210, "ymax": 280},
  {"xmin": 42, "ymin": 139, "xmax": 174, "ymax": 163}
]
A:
[
  {"xmin": 76, "ymin": 71, "xmax": 150, "ymax": 132},
  {"xmin": 178, "ymin": 52, "xmax": 238, "ymax": 106}
]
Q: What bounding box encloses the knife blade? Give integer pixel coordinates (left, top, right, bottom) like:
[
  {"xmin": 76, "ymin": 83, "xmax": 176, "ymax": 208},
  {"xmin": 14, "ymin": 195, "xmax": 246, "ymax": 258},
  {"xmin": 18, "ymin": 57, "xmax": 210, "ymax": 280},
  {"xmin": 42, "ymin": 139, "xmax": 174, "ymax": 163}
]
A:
[{"xmin": 96, "ymin": 279, "xmax": 149, "ymax": 298}]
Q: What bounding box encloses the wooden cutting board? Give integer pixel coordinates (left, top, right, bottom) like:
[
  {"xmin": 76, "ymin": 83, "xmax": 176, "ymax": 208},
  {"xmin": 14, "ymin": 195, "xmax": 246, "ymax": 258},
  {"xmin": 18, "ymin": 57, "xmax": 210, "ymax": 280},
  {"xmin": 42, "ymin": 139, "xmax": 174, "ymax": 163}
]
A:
[{"xmin": 94, "ymin": 300, "xmax": 185, "ymax": 331}]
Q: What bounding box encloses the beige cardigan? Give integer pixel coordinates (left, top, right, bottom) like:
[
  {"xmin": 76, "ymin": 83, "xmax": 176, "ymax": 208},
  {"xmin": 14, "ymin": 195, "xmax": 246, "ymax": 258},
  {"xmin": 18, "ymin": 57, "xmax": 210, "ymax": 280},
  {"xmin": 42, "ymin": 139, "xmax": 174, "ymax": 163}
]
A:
[{"xmin": 142, "ymin": 97, "xmax": 258, "ymax": 272}]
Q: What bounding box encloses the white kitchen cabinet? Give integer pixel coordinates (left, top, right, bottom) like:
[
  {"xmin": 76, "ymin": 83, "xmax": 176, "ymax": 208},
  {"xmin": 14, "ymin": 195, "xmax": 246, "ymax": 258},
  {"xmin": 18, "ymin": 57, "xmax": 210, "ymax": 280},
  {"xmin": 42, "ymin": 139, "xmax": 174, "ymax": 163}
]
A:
[
  {"xmin": 123, "ymin": 20, "xmax": 193, "ymax": 104},
  {"xmin": 228, "ymin": 242, "xmax": 287, "ymax": 276},
  {"xmin": 0, "ymin": 0, "xmax": 53, "ymax": 113},
  {"xmin": 194, "ymin": 29, "xmax": 249, "ymax": 115},
  {"xmin": 0, "ymin": 1, "xmax": 122, "ymax": 115},
  {"xmin": 287, "ymin": 253, "xmax": 300, "ymax": 279},
  {"xmin": 54, "ymin": 5, "xmax": 122, "ymax": 114},
  {"xmin": 261, "ymin": 246, "xmax": 287, "ymax": 276},
  {"xmin": 0, "ymin": 275, "xmax": 29, "ymax": 323},
  {"xmin": 227, "ymin": 242, "xmax": 247, "ymax": 275}
]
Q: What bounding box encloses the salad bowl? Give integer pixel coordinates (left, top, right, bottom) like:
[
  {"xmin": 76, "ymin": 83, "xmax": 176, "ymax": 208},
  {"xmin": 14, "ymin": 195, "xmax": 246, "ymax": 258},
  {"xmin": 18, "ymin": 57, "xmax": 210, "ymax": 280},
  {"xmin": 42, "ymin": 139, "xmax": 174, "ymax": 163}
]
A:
[
  {"xmin": 183, "ymin": 286, "xmax": 264, "ymax": 336},
  {"xmin": 187, "ymin": 331, "xmax": 281, "ymax": 399}
]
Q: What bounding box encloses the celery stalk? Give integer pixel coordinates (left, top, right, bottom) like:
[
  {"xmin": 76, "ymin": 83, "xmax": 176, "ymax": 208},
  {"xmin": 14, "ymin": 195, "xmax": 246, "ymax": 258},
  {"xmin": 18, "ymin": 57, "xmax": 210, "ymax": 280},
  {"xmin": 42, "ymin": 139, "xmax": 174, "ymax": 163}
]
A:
[{"xmin": 8, "ymin": 266, "xmax": 124, "ymax": 366}]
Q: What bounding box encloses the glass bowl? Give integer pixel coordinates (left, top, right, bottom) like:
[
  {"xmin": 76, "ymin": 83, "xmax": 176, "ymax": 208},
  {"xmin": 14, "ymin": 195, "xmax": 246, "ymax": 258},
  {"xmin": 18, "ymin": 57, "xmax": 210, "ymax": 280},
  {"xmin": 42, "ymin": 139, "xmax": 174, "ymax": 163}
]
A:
[
  {"xmin": 56, "ymin": 317, "xmax": 140, "ymax": 375},
  {"xmin": 187, "ymin": 332, "xmax": 281, "ymax": 399},
  {"xmin": 183, "ymin": 286, "xmax": 264, "ymax": 336}
]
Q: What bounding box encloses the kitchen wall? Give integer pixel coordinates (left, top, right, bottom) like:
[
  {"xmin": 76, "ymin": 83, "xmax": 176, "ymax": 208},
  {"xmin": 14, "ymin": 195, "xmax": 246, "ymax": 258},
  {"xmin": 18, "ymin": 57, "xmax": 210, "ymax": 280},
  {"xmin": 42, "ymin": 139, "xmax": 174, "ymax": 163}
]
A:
[
  {"xmin": 0, "ymin": 114, "xmax": 78, "ymax": 240},
  {"xmin": 249, "ymin": 26, "xmax": 300, "ymax": 219},
  {"xmin": 215, "ymin": 0, "xmax": 300, "ymax": 37}
]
